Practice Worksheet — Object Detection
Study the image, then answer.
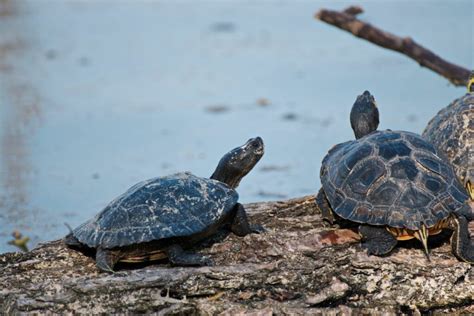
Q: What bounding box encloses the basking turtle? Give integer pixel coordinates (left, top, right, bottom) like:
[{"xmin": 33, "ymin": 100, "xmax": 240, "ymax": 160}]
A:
[
  {"xmin": 65, "ymin": 137, "xmax": 265, "ymax": 272},
  {"xmin": 316, "ymin": 91, "xmax": 474, "ymax": 262},
  {"xmin": 422, "ymin": 71, "xmax": 474, "ymax": 200}
]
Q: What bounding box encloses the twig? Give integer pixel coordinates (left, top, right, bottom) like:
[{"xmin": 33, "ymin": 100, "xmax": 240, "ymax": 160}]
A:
[{"xmin": 315, "ymin": 6, "xmax": 471, "ymax": 86}]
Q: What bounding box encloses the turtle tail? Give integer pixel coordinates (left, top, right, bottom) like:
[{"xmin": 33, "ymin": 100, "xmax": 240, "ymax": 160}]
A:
[{"xmin": 64, "ymin": 232, "xmax": 82, "ymax": 247}]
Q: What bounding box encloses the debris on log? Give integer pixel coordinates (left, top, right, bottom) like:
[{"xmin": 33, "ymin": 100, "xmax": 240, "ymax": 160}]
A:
[
  {"xmin": 1, "ymin": 195, "xmax": 473, "ymax": 314},
  {"xmin": 315, "ymin": 6, "xmax": 471, "ymax": 87}
]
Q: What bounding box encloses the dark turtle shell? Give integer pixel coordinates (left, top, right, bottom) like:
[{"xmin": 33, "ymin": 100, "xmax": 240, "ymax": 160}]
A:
[
  {"xmin": 320, "ymin": 130, "xmax": 469, "ymax": 230},
  {"xmin": 71, "ymin": 172, "xmax": 238, "ymax": 248},
  {"xmin": 422, "ymin": 93, "xmax": 473, "ymax": 185}
]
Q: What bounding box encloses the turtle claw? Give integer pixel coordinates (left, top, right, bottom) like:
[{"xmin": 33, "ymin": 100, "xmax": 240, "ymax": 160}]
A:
[
  {"xmin": 362, "ymin": 243, "xmax": 385, "ymax": 256},
  {"xmin": 189, "ymin": 252, "xmax": 214, "ymax": 267},
  {"xmin": 361, "ymin": 241, "xmax": 392, "ymax": 256},
  {"xmin": 250, "ymin": 224, "xmax": 266, "ymax": 234},
  {"xmin": 200, "ymin": 256, "xmax": 214, "ymax": 267},
  {"xmin": 167, "ymin": 244, "xmax": 213, "ymax": 267},
  {"xmin": 175, "ymin": 254, "xmax": 213, "ymax": 267}
]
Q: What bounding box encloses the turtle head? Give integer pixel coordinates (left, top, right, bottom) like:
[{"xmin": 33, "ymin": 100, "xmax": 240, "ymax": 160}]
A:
[
  {"xmin": 210, "ymin": 137, "xmax": 264, "ymax": 189},
  {"xmin": 468, "ymin": 70, "xmax": 474, "ymax": 93},
  {"xmin": 350, "ymin": 91, "xmax": 380, "ymax": 139}
]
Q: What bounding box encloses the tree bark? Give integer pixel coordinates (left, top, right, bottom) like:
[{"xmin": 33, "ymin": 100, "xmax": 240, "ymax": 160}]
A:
[
  {"xmin": 315, "ymin": 6, "xmax": 471, "ymax": 87},
  {"xmin": 1, "ymin": 195, "xmax": 473, "ymax": 314}
]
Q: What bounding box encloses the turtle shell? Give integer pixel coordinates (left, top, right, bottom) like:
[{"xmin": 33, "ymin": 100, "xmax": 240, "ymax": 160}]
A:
[
  {"xmin": 320, "ymin": 130, "xmax": 469, "ymax": 230},
  {"xmin": 422, "ymin": 93, "xmax": 473, "ymax": 185},
  {"xmin": 71, "ymin": 172, "xmax": 238, "ymax": 248}
]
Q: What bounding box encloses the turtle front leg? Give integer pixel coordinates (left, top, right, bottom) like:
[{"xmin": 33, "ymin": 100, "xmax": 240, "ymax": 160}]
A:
[
  {"xmin": 450, "ymin": 216, "xmax": 474, "ymax": 263},
  {"xmin": 231, "ymin": 203, "xmax": 265, "ymax": 236},
  {"xmin": 96, "ymin": 247, "xmax": 121, "ymax": 273},
  {"xmin": 166, "ymin": 244, "xmax": 212, "ymax": 266},
  {"xmin": 316, "ymin": 188, "xmax": 335, "ymax": 224},
  {"xmin": 359, "ymin": 225, "xmax": 397, "ymax": 256}
]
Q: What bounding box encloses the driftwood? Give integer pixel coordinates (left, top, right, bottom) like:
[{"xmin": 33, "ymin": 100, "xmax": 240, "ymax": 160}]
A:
[
  {"xmin": 1, "ymin": 196, "xmax": 473, "ymax": 314},
  {"xmin": 315, "ymin": 6, "xmax": 471, "ymax": 87}
]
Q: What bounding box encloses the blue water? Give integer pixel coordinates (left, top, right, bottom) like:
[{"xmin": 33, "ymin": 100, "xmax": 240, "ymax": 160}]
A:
[{"xmin": 0, "ymin": 0, "xmax": 472, "ymax": 253}]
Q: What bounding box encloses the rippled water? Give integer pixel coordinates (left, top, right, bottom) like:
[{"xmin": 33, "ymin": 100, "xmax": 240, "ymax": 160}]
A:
[{"xmin": 0, "ymin": 0, "xmax": 472, "ymax": 253}]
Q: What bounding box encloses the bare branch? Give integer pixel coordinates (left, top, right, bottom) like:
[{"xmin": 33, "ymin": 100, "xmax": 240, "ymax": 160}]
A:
[
  {"xmin": 315, "ymin": 7, "xmax": 471, "ymax": 86},
  {"xmin": 1, "ymin": 195, "xmax": 473, "ymax": 313}
]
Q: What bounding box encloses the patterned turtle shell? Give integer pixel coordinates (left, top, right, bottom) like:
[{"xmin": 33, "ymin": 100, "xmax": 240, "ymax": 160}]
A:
[
  {"xmin": 320, "ymin": 130, "xmax": 469, "ymax": 230},
  {"xmin": 422, "ymin": 93, "xmax": 473, "ymax": 186},
  {"xmin": 71, "ymin": 172, "xmax": 238, "ymax": 248}
]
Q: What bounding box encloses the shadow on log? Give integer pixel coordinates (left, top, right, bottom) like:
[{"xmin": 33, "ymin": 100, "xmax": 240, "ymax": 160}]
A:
[
  {"xmin": 315, "ymin": 6, "xmax": 471, "ymax": 87},
  {"xmin": 1, "ymin": 195, "xmax": 473, "ymax": 314}
]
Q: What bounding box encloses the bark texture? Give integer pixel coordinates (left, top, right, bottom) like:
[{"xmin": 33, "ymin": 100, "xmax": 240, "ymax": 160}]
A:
[
  {"xmin": 315, "ymin": 6, "xmax": 471, "ymax": 87},
  {"xmin": 1, "ymin": 196, "xmax": 473, "ymax": 314}
]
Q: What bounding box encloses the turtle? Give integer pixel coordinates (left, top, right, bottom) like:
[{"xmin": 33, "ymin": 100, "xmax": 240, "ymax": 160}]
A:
[
  {"xmin": 316, "ymin": 91, "xmax": 474, "ymax": 262},
  {"xmin": 65, "ymin": 137, "xmax": 265, "ymax": 272},
  {"xmin": 422, "ymin": 71, "xmax": 474, "ymax": 200}
]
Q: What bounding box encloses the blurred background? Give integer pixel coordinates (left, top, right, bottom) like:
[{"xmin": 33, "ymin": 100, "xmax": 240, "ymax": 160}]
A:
[{"xmin": 0, "ymin": 0, "xmax": 472, "ymax": 253}]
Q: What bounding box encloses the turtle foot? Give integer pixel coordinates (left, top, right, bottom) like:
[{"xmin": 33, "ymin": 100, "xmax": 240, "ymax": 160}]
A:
[
  {"xmin": 359, "ymin": 225, "xmax": 397, "ymax": 256},
  {"xmin": 167, "ymin": 244, "xmax": 213, "ymax": 267},
  {"xmin": 231, "ymin": 203, "xmax": 265, "ymax": 236},
  {"xmin": 96, "ymin": 248, "xmax": 120, "ymax": 273},
  {"xmin": 316, "ymin": 188, "xmax": 335, "ymax": 225}
]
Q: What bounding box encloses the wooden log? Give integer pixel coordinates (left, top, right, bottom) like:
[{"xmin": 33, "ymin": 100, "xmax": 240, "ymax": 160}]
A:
[
  {"xmin": 1, "ymin": 195, "xmax": 473, "ymax": 314},
  {"xmin": 315, "ymin": 6, "xmax": 471, "ymax": 87}
]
